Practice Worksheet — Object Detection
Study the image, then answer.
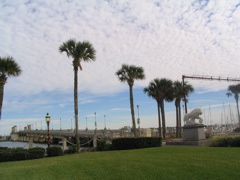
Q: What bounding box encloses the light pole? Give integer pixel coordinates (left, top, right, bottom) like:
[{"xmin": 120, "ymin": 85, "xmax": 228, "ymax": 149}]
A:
[
  {"xmin": 86, "ymin": 117, "xmax": 88, "ymax": 131},
  {"xmin": 60, "ymin": 118, "xmax": 62, "ymax": 130},
  {"xmin": 94, "ymin": 112, "xmax": 97, "ymax": 135},
  {"xmin": 45, "ymin": 113, "xmax": 51, "ymax": 148},
  {"xmin": 137, "ymin": 105, "xmax": 140, "ymax": 136},
  {"xmin": 104, "ymin": 115, "xmax": 106, "ymax": 130},
  {"xmin": 71, "ymin": 119, "xmax": 72, "ymax": 130}
]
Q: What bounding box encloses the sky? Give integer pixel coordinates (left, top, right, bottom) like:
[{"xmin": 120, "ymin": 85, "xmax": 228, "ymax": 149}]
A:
[{"xmin": 0, "ymin": 0, "xmax": 240, "ymax": 135}]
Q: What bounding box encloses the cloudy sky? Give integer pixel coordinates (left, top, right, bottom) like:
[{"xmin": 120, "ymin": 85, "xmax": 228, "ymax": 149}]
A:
[{"xmin": 0, "ymin": 0, "xmax": 240, "ymax": 135}]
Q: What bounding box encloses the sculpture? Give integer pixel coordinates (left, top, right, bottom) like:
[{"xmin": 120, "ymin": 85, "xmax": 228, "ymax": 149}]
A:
[{"xmin": 184, "ymin": 108, "xmax": 203, "ymax": 125}]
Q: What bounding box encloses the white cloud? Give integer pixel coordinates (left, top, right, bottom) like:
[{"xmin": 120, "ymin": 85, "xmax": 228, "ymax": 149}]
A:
[{"xmin": 1, "ymin": 0, "xmax": 240, "ymax": 135}]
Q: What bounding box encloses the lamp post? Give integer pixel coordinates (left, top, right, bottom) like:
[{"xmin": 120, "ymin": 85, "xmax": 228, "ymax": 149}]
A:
[
  {"xmin": 94, "ymin": 112, "xmax": 97, "ymax": 135},
  {"xmin": 45, "ymin": 113, "xmax": 51, "ymax": 148},
  {"xmin": 86, "ymin": 117, "xmax": 88, "ymax": 131},
  {"xmin": 137, "ymin": 105, "xmax": 140, "ymax": 136},
  {"xmin": 104, "ymin": 115, "xmax": 106, "ymax": 130}
]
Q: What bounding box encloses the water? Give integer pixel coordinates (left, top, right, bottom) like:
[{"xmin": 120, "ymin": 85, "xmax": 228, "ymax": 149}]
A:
[{"xmin": 0, "ymin": 141, "xmax": 60, "ymax": 149}]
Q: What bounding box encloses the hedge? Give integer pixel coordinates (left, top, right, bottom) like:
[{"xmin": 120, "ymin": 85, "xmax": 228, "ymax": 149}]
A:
[
  {"xmin": 0, "ymin": 147, "xmax": 45, "ymax": 162},
  {"xmin": 47, "ymin": 146, "xmax": 63, "ymax": 157},
  {"xmin": 209, "ymin": 136, "xmax": 240, "ymax": 147},
  {"xmin": 112, "ymin": 137, "xmax": 162, "ymax": 150}
]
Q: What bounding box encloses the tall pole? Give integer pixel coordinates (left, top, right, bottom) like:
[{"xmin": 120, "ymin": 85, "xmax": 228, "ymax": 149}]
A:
[
  {"xmin": 137, "ymin": 105, "xmax": 140, "ymax": 136},
  {"xmin": 71, "ymin": 119, "xmax": 72, "ymax": 129},
  {"xmin": 60, "ymin": 118, "xmax": 62, "ymax": 130},
  {"xmin": 104, "ymin": 115, "xmax": 106, "ymax": 129},
  {"xmin": 182, "ymin": 76, "xmax": 188, "ymax": 113},
  {"xmin": 86, "ymin": 117, "xmax": 88, "ymax": 131},
  {"xmin": 47, "ymin": 122, "xmax": 50, "ymax": 148},
  {"xmin": 94, "ymin": 112, "xmax": 97, "ymax": 135}
]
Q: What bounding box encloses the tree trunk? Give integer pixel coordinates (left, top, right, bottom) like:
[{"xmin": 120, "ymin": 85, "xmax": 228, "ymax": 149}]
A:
[
  {"xmin": 129, "ymin": 85, "xmax": 136, "ymax": 137},
  {"xmin": 74, "ymin": 67, "xmax": 80, "ymax": 150},
  {"xmin": 178, "ymin": 104, "xmax": 182, "ymax": 138},
  {"xmin": 0, "ymin": 82, "xmax": 5, "ymax": 119},
  {"xmin": 160, "ymin": 100, "xmax": 166, "ymax": 140},
  {"xmin": 234, "ymin": 94, "xmax": 240, "ymax": 127},
  {"xmin": 175, "ymin": 104, "xmax": 179, "ymax": 137},
  {"xmin": 157, "ymin": 101, "xmax": 162, "ymax": 138}
]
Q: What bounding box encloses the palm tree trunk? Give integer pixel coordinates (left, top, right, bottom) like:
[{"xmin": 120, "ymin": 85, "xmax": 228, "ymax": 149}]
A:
[
  {"xmin": 160, "ymin": 100, "xmax": 166, "ymax": 140},
  {"xmin": 74, "ymin": 67, "xmax": 80, "ymax": 150},
  {"xmin": 129, "ymin": 85, "xmax": 137, "ymax": 137},
  {"xmin": 234, "ymin": 94, "xmax": 240, "ymax": 127},
  {"xmin": 0, "ymin": 82, "xmax": 5, "ymax": 119},
  {"xmin": 178, "ymin": 105, "xmax": 182, "ymax": 138},
  {"xmin": 157, "ymin": 101, "xmax": 162, "ymax": 138},
  {"xmin": 175, "ymin": 105, "xmax": 179, "ymax": 137}
]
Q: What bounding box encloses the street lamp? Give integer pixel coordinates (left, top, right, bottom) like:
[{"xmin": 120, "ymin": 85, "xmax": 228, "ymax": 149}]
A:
[
  {"xmin": 86, "ymin": 117, "xmax": 88, "ymax": 131},
  {"xmin": 137, "ymin": 105, "xmax": 140, "ymax": 136},
  {"xmin": 45, "ymin": 113, "xmax": 51, "ymax": 148},
  {"xmin": 94, "ymin": 112, "xmax": 97, "ymax": 135},
  {"xmin": 104, "ymin": 115, "xmax": 106, "ymax": 130}
]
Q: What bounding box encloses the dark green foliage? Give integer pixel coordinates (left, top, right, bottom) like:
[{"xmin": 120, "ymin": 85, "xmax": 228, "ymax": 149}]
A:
[
  {"xmin": 0, "ymin": 147, "xmax": 46, "ymax": 162},
  {"xmin": 0, "ymin": 151, "xmax": 13, "ymax": 162},
  {"xmin": 64, "ymin": 145, "xmax": 77, "ymax": 154},
  {"xmin": 112, "ymin": 137, "xmax": 162, "ymax": 150},
  {"xmin": 233, "ymin": 127, "xmax": 240, "ymax": 132},
  {"xmin": 97, "ymin": 139, "xmax": 112, "ymax": 151},
  {"xmin": 12, "ymin": 150, "xmax": 29, "ymax": 161},
  {"xmin": 210, "ymin": 136, "xmax": 240, "ymax": 147},
  {"xmin": 47, "ymin": 146, "xmax": 63, "ymax": 157},
  {"xmin": 29, "ymin": 147, "xmax": 45, "ymax": 159}
]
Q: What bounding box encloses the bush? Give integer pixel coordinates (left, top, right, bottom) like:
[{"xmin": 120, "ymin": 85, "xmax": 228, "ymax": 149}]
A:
[
  {"xmin": 112, "ymin": 137, "xmax": 162, "ymax": 150},
  {"xmin": 0, "ymin": 151, "xmax": 13, "ymax": 162},
  {"xmin": 97, "ymin": 139, "xmax": 112, "ymax": 151},
  {"xmin": 209, "ymin": 136, "xmax": 240, "ymax": 147},
  {"xmin": 12, "ymin": 150, "xmax": 29, "ymax": 161},
  {"xmin": 47, "ymin": 146, "xmax": 63, "ymax": 157},
  {"xmin": 64, "ymin": 145, "xmax": 77, "ymax": 154},
  {"xmin": 29, "ymin": 147, "xmax": 45, "ymax": 159}
]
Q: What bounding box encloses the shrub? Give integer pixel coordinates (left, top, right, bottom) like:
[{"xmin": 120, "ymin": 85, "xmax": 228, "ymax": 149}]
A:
[
  {"xmin": 0, "ymin": 151, "xmax": 13, "ymax": 162},
  {"xmin": 47, "ymin": 146, "xmax": 63, "ymax": 157},
  {"xmin": 29, "ymin": 147, "xmax": 45, "ymax": 159},
  {"xmin": 64, "ymin": 145, "xmax": 78, "ymax": 154},
  {"xmin": 96, "ymin": 139, "xmax": 112, "ymax": 151},
  {"xmin": 12, "ymin": 150, "xmax": 29, "ymax": 161},
  {"xmin": 209, "ymin": 136, "xmax": 240, "ymax": 147},
  {"xmin": 112, "ymin": 137, "xmax": 162, "ymax": 150}
]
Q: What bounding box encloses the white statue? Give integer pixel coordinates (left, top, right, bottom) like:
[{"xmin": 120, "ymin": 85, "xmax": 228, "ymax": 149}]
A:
[{"xmin": 184, "ymin": 108, "xmax": 203, "ymax": 125}]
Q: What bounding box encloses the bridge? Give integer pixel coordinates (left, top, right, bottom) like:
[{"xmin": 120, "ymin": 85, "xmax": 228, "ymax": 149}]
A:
[{"xmin": 10, "ymin": 129, "xmax": 116, "ymax": 149}]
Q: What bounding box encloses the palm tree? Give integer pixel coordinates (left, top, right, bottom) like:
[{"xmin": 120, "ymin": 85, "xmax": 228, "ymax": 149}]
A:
[
  {"xmin": 59, "ymin": 39, "xmax": 96, "ymax": 150},
  {"xmin": 144, "ymin": 78, "xmax": 173, "ymax": 139},
  {"xmin": 226, "ymin": 84, "xmax": 240, "ymax": 127},
  {"xmin": 173, "ymin": 81, "xmax": 194, "ymax": 137},
  {"xmin": 116, "ymin": 64, "xmax": 145, "ymax": 137},
  {"xmin": 144, "ymin": 80, "xmax": 162, "ymax": 138},
  {"xmin": 0, "ymin": 57, "xmax": 22, "ymax": 119}
]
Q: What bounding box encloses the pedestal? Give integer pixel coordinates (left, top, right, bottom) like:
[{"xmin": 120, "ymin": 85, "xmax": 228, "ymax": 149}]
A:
[
  {"xmin": 183, "ymin": 124, "xmax": 206, "ymax": 141},
  {"xmin": 166, "ymin": 124, "xmax": 210, "ymax": 146}
]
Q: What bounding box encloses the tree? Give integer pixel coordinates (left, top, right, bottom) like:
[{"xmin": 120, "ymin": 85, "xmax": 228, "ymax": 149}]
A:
[
  {"xmin": 144, "ymin": 78, "xmax": 173, "ymax": 139},
  {"xmin": 144, "ymin": 80, "xmax": 162, "ymax": 138},
  {"xmin": 173, "ymin": 81, "xmax": 194, "ymax": 137},
  {"xmin": 116, "ymin": 64, "xmax": 145, "ymax": 137},
  {"xmin": 0, "ymin": 57, "xmax": 22, "ymax": 119},
  {"xmin": 226, "ymin": 84, "xmax": 240, "ymax": 127},
  {"xmin": 59, "ymin": 39, "xmax": 96, "ymax": 150}
]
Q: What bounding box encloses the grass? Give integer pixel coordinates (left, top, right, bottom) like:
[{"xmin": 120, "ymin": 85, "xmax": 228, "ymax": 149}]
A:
[{"xmin": 0, "ymin": 147, "xmax": 240, "ymax": 180}]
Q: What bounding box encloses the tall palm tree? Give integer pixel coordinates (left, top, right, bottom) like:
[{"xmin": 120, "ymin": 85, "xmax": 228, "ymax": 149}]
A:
[
  {"xmin": 0, "ymin": 57, "xmax": 22, "ymax": 119},
  {"xmin": 116, "ymin": 64, "xmax": 145, "ymax": 137},
  {"xmin": 59, "ymin": 39, "xmax": 96, "ymax": 150},
  {"xmin": 227, "ymin": 84, "xmax": 240, "ymax": 127},
  {"xmin": 144, "ymin": 78, "xmax": 173, "ymax": 139},
  {"xmin": 144, "ymin": 80, "xmax": 162, "ymax": 138},
  {"xmin": 173, "ymin": 81, "xmax": 194, "ymax": 137}
]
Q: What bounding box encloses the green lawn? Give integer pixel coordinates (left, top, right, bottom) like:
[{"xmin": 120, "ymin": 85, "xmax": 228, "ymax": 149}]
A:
[{"xmin": 0, "ymin": 147, "xmax": 240, "ymax": 180}]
